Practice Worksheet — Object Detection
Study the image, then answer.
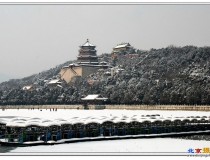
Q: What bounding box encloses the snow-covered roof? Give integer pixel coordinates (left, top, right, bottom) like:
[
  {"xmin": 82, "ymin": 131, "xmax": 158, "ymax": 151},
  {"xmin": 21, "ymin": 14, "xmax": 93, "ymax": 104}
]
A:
[
  {"xmin": 22, "ymin": 85, "xmax": 33, "ymax": 90},
  {"xmin": 104, "ymin": 71, "xmax": 111, "ymax": 75},
  {"xmin": 84, "ymin": 119, "xmax": 100, "ymax": 125},
  {"xmin": 117, "ymin": 68, "xmax": 124, "ymax": 71},
  {"xmin": 69, "ymin": 63, "xmax": 80, "ymax": 67},
  {"xmin": 6, "ymin": 121, "xmax": 61, "ymax": 128},
  {"xmin": 0, "ymin": 119, "xmax": 9, "ymax": 125},
  {"xmin": 1, "ymin": 112, "xmax": 210, "ymax": 128},
  {"xmin": 97, "ymin": 118, "xmax": 114, "ymax": 124},
  {"xmin": 100, "ymin": 61, "xmax": 107, "ymax": 64},
  {"xmin": 54, "ymin": 119, "xmax": 72, "ymax": 125},
  {"xmin": 81, "ymin": 94, "xmax": 108, "ymax": 101},
  {"xmin": 48, "ymin": 79, "xmax": 62, "ymax": 84},
  {"xmin": 57, "ymin": 85, "xmax": 63, "ymax": 88},
  {"xmin": 3, "ymin": 116, "xmax": 62, "ymax": 127},
  {"xmin": 81, "ymin": 39, "xmax": 95, "ymax": 47},
  {"xmin": 114, "ymin": 43, "xmax": 130, "ymax": 49}
]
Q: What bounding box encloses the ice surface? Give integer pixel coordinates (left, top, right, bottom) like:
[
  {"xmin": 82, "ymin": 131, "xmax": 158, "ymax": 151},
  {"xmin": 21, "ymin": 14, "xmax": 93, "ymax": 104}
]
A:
[
  {"xmin": 7, "ymin": 138, "xmax": 210, "ymax": 154},
  {"xmin": 0, "ymin": 109, "xmax": 209, "ymax": 120}
]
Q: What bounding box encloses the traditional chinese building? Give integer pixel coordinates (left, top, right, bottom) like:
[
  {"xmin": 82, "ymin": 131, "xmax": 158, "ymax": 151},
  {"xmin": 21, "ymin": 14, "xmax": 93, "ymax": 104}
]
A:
[
  {"xmin": 77, "ymin": 39, "xmax": 99, "ymax": 65},
  {"xmin": 60, "ymin": 39, "xmax": 109, "ymax": 84},
  {"xmin": 111, "ymin": 43, "xmax": 136, "ymax": 59}
]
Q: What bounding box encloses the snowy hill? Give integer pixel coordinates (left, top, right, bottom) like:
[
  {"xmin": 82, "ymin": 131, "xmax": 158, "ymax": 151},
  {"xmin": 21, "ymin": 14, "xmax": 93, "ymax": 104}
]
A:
[{"xmin": 1, "ymin": 45, "xmax": 210, "ymax": 105}]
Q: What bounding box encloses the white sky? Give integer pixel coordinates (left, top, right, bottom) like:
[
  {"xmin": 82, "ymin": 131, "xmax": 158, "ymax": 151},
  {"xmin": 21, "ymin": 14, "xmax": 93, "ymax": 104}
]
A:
[{"xmin": 0, "ymin": 4, "xmax": 210, "ymax": 82}]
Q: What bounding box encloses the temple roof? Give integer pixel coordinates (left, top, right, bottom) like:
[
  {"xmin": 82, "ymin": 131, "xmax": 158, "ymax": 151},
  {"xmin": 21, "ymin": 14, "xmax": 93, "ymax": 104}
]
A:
[
  {"xmin": 114, "ymin": 43, "xmax": 131, "ymax": 49},
  {"xmin": 48, "ymin": 79, "xmax": 62, "ymax": 84},
  {"xmin": 82, "ymin": 39, "xmax": 95, "ymax": 47},
  {"xmin": 81, "ymin": 94, "xmax": 108, "ymax": 101}
]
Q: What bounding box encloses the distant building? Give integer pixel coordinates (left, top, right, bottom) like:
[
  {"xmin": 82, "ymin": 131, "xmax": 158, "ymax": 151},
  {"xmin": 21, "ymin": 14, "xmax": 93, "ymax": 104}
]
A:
[
  {"xmin": 60, "ymin": 63, "xmax": 102, "ymax": 84},
  {"xmin": 77, "ymin": 39, "xmax": 99, "ymax": 65},
  {"xmin": 60, "ymin": 39, "xmax": 109, "ymax": 84},
  {"xmin": 111, "ymin": 67, "xmax": 124, "ymax": 76},
  {"xmin": 81, "ymin": 94, "xmax": 108, "ymax": 109},
  {"xmin": 111, "ymin": 42, "xmax": 136, "ymax": 59},
  {"xmin": 81, "ymin": 94, "xmax": 108, "ymax": 101},
  {"xmin": 47, "ymin": 79, "xmax": 62, "ymax": 88},
  {"xmin": 22, "ymin": 85, "xmax": 34, "ymax": 91}
]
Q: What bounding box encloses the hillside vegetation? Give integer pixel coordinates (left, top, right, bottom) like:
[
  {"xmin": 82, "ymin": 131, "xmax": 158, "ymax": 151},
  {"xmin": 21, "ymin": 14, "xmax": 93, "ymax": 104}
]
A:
[{"xmin": 1, "ymin": 45, "xmax": 210, "ymax": 105}]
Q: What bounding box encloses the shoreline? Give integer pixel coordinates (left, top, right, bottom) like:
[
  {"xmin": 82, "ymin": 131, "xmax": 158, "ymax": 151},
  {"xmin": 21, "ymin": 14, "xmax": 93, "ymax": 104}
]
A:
[{"xmin": 0, "ymin": 104, "xmax": 210, "ymax": 111}]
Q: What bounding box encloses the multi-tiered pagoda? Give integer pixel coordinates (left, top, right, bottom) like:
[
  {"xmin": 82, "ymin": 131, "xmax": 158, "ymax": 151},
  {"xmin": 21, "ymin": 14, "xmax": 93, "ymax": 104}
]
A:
[
  {"xmin": 60, "ymin": 39, "xmax": 108, "ymax": 84},
  {"xmin": 77, "ymin": 39, "xmax": 99, "ymax": 65}
]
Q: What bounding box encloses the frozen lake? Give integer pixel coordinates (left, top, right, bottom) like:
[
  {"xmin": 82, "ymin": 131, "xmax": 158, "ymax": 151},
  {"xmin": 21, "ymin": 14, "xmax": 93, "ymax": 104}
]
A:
[
  {"xmin": 0, "ymin": 137, "xmax": 209, "ymax": 156},
  {"xmin": 0, "ymin": 109, "xmax": 210, "ymax": 155},
  {"xmin": 0, "ymin": 108, "xmax": 210, "ymax": 120},
  {"xmin": 5, "ymin": 138, "xmax": 210, "ymax": 156}
]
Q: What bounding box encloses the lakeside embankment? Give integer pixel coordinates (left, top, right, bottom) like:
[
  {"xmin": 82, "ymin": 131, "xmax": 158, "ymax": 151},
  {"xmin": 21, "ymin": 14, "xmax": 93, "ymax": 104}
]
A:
[{"xmin": 0, "ymin": 104, "xmax": 210, "ymax": 111}]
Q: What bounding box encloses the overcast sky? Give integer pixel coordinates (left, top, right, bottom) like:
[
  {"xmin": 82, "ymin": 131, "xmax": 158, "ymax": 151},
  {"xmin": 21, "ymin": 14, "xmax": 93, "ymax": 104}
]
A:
[{"xmin": 0, "ymin": 4, "xmax": 210, "ymax": 82}]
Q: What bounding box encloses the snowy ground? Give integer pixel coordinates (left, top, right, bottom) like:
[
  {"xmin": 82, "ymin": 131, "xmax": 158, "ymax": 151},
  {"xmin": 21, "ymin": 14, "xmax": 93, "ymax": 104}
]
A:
[
  {"xmin": 0, "ymin": 109, "xmax": 210, "ymax": 155},
  {"xmin": 0, "ymin": 109, "xmax": 210, "ymax": 120},
  {"xmin": 3, "ymin": 138, "xmax": 210, "ymax": 156}
]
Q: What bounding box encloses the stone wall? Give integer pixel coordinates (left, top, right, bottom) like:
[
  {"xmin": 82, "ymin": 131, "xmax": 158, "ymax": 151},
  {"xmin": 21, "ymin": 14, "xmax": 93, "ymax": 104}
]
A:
[
  {"xmin": 82, "ymin": 66, "xmax": 100, "ymax": 77},
  {"xmin": 60, "ymin": 66, "xmax": 82, "ymax": 84},
  {"xmin": 60, "ymin": 65, "xmax": 101, "ymax": 84}
]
